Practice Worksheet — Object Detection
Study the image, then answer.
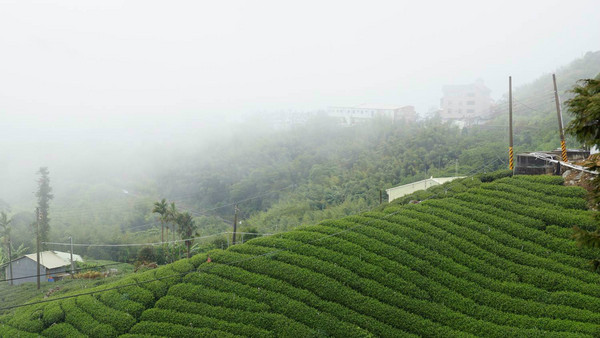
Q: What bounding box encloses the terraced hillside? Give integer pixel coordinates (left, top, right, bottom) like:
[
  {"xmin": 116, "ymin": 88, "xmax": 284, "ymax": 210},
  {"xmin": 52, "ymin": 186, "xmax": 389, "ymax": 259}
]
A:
[{"xmin": 1, "ymin": 175, "xmax": 599, "ymax": 337}]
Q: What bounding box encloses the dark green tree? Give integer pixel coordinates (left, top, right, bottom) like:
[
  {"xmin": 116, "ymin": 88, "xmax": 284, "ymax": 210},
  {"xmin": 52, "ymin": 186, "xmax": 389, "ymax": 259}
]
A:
[
  {"xmin": 566, "ymin": 74, "xmax": 600, "ymax": 269},
  {"xmin": 566, "ymin": 76, "xmax": 600, "ymax": 150},
  {"xmin": 175, "ymin": 211, "xmax": 197, "ymax": 258},
  {"xmin": 35, "ymin": 167, "xmax": 53, "ymax": 247}
]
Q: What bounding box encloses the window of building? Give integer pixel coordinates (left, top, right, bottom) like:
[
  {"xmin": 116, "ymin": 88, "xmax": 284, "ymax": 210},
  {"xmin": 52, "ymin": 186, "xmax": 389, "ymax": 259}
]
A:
[
  {"xmin": 467, "ymin": 109, "xmax": 474, "ymax": 114},
  {"xmin": 467, "ymin": 101, "xmax": 475, "ymax": 105}
]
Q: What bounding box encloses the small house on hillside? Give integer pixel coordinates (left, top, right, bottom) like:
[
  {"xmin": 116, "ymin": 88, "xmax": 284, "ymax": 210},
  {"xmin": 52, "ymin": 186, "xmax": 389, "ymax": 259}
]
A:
[
  {"xmin": 386, "ymin": 176, "xmax": 464, "ymax": 202},
  {"xmin": 2, "ymin": 251, "xmax": 83, "ymax": 285}
]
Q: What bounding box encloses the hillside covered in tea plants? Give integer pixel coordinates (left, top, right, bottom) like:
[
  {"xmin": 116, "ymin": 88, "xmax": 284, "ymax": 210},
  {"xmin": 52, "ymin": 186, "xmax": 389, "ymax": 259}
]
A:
[{"xmin": 1, "ymin": 174, "xmax": 599, "ymax": 337}]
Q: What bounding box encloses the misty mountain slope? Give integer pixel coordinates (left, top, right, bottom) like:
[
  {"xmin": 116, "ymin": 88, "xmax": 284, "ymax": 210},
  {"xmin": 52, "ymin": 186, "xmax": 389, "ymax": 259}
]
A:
[{"xmin": 1, "ymin": 174, "xmax": 599, "ymax": 337}]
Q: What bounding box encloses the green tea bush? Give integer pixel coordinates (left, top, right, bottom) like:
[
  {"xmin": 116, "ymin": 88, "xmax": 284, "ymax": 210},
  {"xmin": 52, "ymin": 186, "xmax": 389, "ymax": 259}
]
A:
[
  {"xmin": 168, "ymin": 283, "xmax": 271, "ymax": 312},
  {"xmin": 482, "ymin": 182, "xmax": 588, "ymax": 210},
  {"xmin": 41, "ymin": 302, "xmax": 64, "ymax": 327},
  {"xmin": 98, "ymin": 290, "xmax": 146, "ymax": 319},
  {"xmin": 62, "ymin": 298, "xmax": 117, "ymax": 337},
  {"xmin": 479, "ymin": 169, "xmax": 513, "ymax": 182},
  {"xmin": 513, "ymin": 175, "xmax": 564, "ymax": 185},
  {"xmin": 42, "ymin": 322, "xmax": 86, "ymax": 337},
  {"xmin": 207, "ymin": 249, "xmax": 466, "ymax": 337},
  {"xmin": 155, "ymin": 295, "xmax": 316, "ymax": 337},
  {"xmin": 76, "ymin": 295, "xmax": 135, "ymax": 334},
  {"xmin": 0, "ymin": 323, "xmax": 40, "ymax": 337},
  {"xmin": 325, "ymin": 216, "xmax": 600, "ymax": 324},
  {"xmin": 141, "ymin": 308, "xmax": 273, "ymax": 338},
  {"xmin": 185, "ymin": 266, "xmax": 390, "ymax": 337},
  {"xmin": 498, "ymin": 177, "xmax": 586, "ymax": 198},
  {"xmin": 235, "ymin": 235, "xmax": 600, "ymax": 335},
  {"xmin": 7, "ymin": 305, "xmax": 44, "ymax": 333},
  {"xmin": 129, "ymin": 321, "xmax": 240, "ymax": 338}
]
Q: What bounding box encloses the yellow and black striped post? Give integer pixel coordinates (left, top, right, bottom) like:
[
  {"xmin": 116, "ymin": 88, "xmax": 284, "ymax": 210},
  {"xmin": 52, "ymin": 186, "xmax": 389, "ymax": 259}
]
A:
[
  {"xmin": 553, "ymin": 74, "xmax": 568, "ymax": 164},
  {"xmin": 509, "ymin": 146, "xmax": 514, "ymax": 170}
]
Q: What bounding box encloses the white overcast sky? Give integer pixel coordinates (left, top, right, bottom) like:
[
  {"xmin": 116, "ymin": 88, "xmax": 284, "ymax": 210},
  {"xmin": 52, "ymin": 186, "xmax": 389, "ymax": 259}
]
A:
[
  {"xmin": 0, "ymin": 0, "xmax": 599, "ymax": 206},
  {"xmin": 1, "ymin": 0, "xmax": 598, "ymax": 118}
]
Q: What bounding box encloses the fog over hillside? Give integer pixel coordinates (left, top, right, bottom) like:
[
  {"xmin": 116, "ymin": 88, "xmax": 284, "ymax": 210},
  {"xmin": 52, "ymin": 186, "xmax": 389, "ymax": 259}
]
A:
[{"xmin": 1, "ymin": 0, "xmax": 599, "ymax": 210}]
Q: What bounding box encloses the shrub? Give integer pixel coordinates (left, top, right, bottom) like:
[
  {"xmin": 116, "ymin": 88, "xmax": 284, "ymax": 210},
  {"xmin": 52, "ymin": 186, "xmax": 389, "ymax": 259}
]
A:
[
  {"xmin": 129, "ymin": 321, "xmax": 239, "ymax": 338},
  {"xmin": 76, "ymin": 295, "xmax": 136, "ymax": 334},
  {"xmin": 141, "ymin": 308, "xmax": 273, "ymax": 337},
  {"xmin": 42, "ymin": 302, "xmax": 64, "ymax": 327},
  {"xmin": 42, "ymin": 322, "xmax": 86, "ymax": 337},
  {"xmin": 479, "ymin": 169, "xmax": 513, "ymax": 182}
]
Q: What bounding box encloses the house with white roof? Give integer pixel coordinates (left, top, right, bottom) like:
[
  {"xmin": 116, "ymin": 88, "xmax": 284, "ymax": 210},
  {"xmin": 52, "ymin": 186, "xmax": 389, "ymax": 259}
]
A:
[
  {"xmin": 2, "ymin": 250, "xmax": 83, "ymax": 285},
  {"xmin": 386, "ymin": 176, "xmax": 464, "ymax": 202}
]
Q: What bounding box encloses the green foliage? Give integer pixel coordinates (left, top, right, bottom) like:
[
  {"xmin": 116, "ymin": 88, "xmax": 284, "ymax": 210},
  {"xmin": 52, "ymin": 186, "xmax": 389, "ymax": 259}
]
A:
[
  {"xmin": 129, "ymin": 321, "xmax": 240, "ymax": 337},
  {"xmin": 155, "ymin": 295, "xmax": 316, "ymax": 337},
  {"xmin": 140, "ymin": 308, "xmax": 272, "ymax": 338},
  {"xmin": 42, "ymin": 322, "xmax": 86, "ymax": 337},
  {"xmin": 1, "ymin": 175, "xmax": 600, "ymax": 336},
  {"xmin": 62, "ymin": 298, "xmax": 117, "ymax": 337},
  {"xmin": 41, "ymin": 302, "xmax": 64, "ymax": 327},
  {"xmin": 0, "ymin": 323, "xmax": 39, "ymax": 337},
  {"xmin": 479, "ymin": 169, "xmax": 513, "ymax": 182},
  {"xmin": 136, "ymin": 246, "xmax": 156, "ymax": 263},
  {"xmin": 566, "ymin": 75, "xmax": 600, "ymax": 149},
  {"xmin": 76, "ymin": 295, "xmax": 135, "ymax": 334},
  {"xmin": 35, "ymin": 167, "xmax": 53, "ymax": 246}
]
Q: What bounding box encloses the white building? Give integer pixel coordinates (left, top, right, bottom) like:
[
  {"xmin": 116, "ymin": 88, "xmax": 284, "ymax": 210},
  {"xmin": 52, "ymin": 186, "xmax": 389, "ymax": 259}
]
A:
[
  {"xmin": 386, "ymin": 176, "xmax": 464, "ymax": 202},
  {"xmin": 328, "ymin": 104, "xmax": 417, "ymax": 125},
  {"xmin": 440, "ymin": 79, "xmax": 493, "ymax": 125}
]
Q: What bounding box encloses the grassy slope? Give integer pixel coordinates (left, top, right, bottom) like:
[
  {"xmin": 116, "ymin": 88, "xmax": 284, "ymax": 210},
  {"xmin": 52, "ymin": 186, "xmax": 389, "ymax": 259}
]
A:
[
  {"xmin": 1, "ymin": 175, "xmax": 599, "ymax": 337},
  {"xmin": 0, "ymin": 260, "xmax": 133, "ymax": 316}
]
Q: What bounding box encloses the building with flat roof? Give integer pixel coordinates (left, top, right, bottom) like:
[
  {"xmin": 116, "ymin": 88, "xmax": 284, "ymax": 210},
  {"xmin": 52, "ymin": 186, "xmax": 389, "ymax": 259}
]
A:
[
  {"xmin": 328, "ymin": 104, "xmax": 416, "ymax": 125},
  {"xmin": 386, "ymin": 176, "xmax": 464, "ymax": 202},
  {"xmin": 440, "ymin": 79, "xmax": 493, "ymax": 125}
]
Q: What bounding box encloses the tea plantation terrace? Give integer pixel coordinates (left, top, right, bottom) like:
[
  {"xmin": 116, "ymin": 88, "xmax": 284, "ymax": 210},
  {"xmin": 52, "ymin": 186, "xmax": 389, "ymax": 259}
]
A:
[{"xmin": 1, "ymin": 175, "xmax": 599, "ymax": 337}]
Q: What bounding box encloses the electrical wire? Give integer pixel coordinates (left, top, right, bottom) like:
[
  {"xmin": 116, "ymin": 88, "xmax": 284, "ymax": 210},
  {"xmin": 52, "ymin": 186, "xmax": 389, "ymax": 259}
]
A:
[
  {"xmin": 0, "ymin": 202, "xmax": 408, "ymax": 312},
  {"xmin": 42, "ymin": 231, "xmax": 272, "ymax": 248}
]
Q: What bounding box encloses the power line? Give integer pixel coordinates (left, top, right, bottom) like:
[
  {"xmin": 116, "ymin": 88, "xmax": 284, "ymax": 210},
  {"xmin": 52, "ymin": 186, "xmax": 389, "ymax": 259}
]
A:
[
  {"xmin": 42, "ymin": 232, "xmax": 272, "ymax": 248},
  {"xmin": 42, "ymin": 233, "xmax": 229, "ymax": 248},
  {"xmin": 0, "ymin": 203, "xmax": 407, "ymax": 312},
  {"xmin": 0, "ymin": 158, "xmax": 508, "ymax": 311}
]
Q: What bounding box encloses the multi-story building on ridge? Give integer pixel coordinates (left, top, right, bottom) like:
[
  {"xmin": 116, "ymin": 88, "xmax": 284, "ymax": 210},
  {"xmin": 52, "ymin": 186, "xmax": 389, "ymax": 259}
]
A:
[
  {"xmin": 328, "ymin": 104, "xmax": 417, "ymax": 125},
  {"xmin": 439, "ymin": 79, "xmax": 493, "ymax": 125}
]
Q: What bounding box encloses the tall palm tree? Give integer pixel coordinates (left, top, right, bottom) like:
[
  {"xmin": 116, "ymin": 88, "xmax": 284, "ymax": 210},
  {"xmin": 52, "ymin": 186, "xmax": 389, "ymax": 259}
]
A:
[{"xmin": 152, "ymin": 199, "xmax": 168, "ymax": 242}]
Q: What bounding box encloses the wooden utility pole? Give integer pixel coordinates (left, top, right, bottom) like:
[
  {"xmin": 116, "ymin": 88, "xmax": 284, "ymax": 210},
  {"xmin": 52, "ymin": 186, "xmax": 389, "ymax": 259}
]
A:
[
  {"xmin": 232, "ymin": 205, "xmax": 238, "ymax": 245},
  {"xmin": 509, "ymin": 76, "xmax": 514, "ymax": 171},
  {"xmin": 8, "ymin": 238, "xmax": 13, "ymax": 286},
  {"xmin": 553, "ymin": 74, "xmax": 568, "ymax": 163},
  {"xmin": 36, "ymin": 207, "xmax": 41, "ymax": 290}
]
